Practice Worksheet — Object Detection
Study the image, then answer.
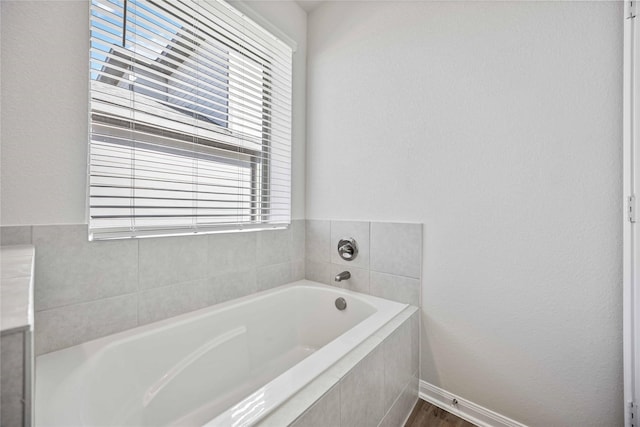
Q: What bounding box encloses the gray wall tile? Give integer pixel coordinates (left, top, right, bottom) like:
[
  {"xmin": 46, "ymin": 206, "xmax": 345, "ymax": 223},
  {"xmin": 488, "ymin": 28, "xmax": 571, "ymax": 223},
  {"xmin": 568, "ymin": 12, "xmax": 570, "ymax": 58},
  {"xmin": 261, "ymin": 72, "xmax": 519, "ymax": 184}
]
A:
[
  {"xmin": 370, "ymin": 222, "xmax": 422, "ymax": 279},
  {"xmin": 332, "ymin": 264, "xmax": 369, "ymax": 294},
  {"xmin": 35, "ymin": 293, "xmax": 138, "ymax": 355},
  {"xmin": 292, "ymin": 260, "xmax": 305, "ymax": 281},
  {"xmin": 378, "ymin": 375, "xmax": 419, "ymax": 427},
  {"xmin": 33, "ymin": 225, "xmax": 138, "ymax": 311},
  {"xmin": 306, "ymin": 260, "xmax": 332, "ymax": 285},
  {"xmin": 383, "ymin": 317, "xmax": 413, "ymax": 410},
  {"xmin": 340, "ymin": 345, "xmax": 385, "ymax": 427},
  {"xmin": 1, "ymin": 332, "xmax": 24, "ymax": 427},
  {"xmin": 410, "ymin": 311, "xmax": 419, "ymax": 376},
  {"xmin": 139, "ymin": 235, "xmax": 208, "ymax": 289},
  {"xmin": 30, "ymin": 222, "xmax": 308, "ymax": 354},
  {"xmin": 138, "ymin": 279, "xmax": 210, "ymax": 325},
  {"xmin": 257, "ymin": 262, "xmax": 292, "ymax": 292},
  {"xmin": 306, "ymin": 220, "xmax": 330, "ymax": 263},
  {"xmin": 331, "ymin": 220, "xmax": 370, "ymax": 270},
  {"xmin": 208, "ymin": 269, "xmax": 257, "ymax": 304},
  {"xmin": 291, "ymin": 220, "xmax": 306, "ymax": 261},
  {"xmin": 257, "ymin": 228, "xmax": 292, "ymax": 266},
  {"xmin": 291, "ymin": 384, "xmax": 341, "ymax": 427},
  {"xmin": 370, "ymin": 271, "xmax": 420, "ymax": 306},
  {"xmin": 1, "ymin": 226, "xmax": 32, "ymax": 246},
  {"xmin": 208, "ymin": 232, "xmax": 257, "ymax": 276}
]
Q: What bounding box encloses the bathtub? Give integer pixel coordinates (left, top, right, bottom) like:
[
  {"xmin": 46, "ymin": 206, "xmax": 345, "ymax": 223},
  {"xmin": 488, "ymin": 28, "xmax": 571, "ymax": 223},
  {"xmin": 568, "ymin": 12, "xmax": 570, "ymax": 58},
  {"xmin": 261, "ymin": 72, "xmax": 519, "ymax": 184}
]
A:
[{"xmin": 35, "ymin": 280, "xmax": 407, "ymax": 426}]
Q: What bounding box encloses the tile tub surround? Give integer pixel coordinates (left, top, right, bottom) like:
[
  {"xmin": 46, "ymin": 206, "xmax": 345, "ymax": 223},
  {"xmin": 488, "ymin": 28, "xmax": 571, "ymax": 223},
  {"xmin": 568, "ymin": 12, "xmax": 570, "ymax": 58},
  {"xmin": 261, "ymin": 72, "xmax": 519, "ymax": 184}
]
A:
[
  {"xmin": 258, "ymin": 307, "xmax": 419, "ymax": 427},
  {"xmin": 1, "ymin": 226, "xmax": 32, "ymax": 246},
  {"xmin": 1, "ymin": 332, "xmax": 27, "ymax": 427},
  {"xmin": 1, "ymin": 245, "xmax": 36, "ymax": 427},
  {"xmin": 306, "ymin": 220, "xmax": 422, "ymax": 306},
  {"xmin": 0, "ymin": 221, "xmax": 305, "ymax": 355}
]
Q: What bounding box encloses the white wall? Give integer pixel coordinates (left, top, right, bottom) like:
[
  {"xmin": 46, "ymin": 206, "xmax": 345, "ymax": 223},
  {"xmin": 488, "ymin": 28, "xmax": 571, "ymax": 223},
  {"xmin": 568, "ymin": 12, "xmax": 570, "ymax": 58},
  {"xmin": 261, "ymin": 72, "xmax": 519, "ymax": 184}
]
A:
[
  {"xmin": 1, "ymin": 1, "xmax": 89, "ymax": 225},
  {"xmin": 0, "ymin": 0, "xmax": 306, "ymax": 225},
  {"xmin": 306, "ymin": 2, "xmax": 623, "ymax": 426}
]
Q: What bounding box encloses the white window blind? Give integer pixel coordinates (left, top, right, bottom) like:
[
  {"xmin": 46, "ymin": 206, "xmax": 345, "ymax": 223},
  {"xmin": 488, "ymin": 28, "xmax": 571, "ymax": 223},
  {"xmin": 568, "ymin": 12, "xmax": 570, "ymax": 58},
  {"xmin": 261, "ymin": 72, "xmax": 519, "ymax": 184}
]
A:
[{"xmin": 89, "ymin": 0, "xmax": 292, "ymax": 240}]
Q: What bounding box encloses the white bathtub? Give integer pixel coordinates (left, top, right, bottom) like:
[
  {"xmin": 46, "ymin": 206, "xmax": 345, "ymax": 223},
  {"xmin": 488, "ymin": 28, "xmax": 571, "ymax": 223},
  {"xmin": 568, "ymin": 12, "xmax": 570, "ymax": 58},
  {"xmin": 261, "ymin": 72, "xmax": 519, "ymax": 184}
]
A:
[{"xmin": 35, "ymin": 280, "xmax": 407, "ymax": 426}]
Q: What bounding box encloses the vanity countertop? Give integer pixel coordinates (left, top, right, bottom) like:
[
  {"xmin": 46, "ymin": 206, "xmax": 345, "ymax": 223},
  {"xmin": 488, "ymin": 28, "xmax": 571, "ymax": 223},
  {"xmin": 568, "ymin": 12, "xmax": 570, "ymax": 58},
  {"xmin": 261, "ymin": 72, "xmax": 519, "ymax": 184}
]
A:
[{"xmin": 1, "ymin": 245, "xmax": 35, "ymax": 335}]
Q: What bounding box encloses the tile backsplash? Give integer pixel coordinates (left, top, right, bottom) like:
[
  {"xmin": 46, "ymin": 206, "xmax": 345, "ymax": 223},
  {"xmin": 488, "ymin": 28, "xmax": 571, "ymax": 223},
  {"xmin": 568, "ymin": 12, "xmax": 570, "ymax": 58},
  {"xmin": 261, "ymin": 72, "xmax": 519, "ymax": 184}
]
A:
[
  {"xmin": 305, "ymin": 220, "xmax": 422, "ymax": 307},
  {"xmin": 1, "ymin": 222, "xmax": 304, "ymax": 355},
  {"xmin": 0, "ymin": 226, "xmax": 32, "ymax": 247},
  {"xmin": 0, "ymin": 219, "xmax": 420, "ymax": 355}
]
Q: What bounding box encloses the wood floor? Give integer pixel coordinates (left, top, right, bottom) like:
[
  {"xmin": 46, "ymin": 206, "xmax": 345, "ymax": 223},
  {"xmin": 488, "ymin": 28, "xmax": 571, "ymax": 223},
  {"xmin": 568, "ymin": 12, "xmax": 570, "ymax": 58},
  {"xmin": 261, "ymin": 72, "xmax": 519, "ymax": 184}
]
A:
[{"xmin": 405, "ymin": 399, "xmax": 476, "ymax": 427}]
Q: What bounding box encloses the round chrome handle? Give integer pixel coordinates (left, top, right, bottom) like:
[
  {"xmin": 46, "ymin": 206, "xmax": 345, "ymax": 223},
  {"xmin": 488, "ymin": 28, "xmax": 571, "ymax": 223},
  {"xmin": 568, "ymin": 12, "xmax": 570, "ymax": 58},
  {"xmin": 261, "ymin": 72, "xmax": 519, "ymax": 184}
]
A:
[
  {"xmin": 337, "ymin": 238, "xmax": 358, "ymax": 261},
  {"xmin": 335, "ymin": 297, "xmax": 347, "ymax": 311}
]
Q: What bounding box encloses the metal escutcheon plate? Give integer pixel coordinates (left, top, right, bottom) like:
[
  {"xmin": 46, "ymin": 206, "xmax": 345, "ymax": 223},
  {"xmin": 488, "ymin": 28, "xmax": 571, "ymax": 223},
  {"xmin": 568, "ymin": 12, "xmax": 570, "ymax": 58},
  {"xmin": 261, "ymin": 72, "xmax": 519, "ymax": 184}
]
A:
[{"xmin": 337, "ymin": 238, "xmax": 358, "ymax": 261}]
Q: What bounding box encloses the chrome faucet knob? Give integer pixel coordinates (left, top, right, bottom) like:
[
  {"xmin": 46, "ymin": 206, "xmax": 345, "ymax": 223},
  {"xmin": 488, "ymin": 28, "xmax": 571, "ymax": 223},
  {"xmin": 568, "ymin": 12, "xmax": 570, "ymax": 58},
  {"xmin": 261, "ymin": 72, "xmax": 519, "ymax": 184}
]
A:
[{"xmin": 337, "ymin": 238, "xmax": 358, "ymax": 261}]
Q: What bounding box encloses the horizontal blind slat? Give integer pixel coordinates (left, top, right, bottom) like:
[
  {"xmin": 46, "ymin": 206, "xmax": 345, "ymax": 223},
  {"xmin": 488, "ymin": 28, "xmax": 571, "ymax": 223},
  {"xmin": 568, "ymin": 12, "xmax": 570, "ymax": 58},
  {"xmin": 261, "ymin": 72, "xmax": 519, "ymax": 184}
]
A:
[{"xmin": 89, "ymin": 79, "xmax": 292, "ymax": 139}]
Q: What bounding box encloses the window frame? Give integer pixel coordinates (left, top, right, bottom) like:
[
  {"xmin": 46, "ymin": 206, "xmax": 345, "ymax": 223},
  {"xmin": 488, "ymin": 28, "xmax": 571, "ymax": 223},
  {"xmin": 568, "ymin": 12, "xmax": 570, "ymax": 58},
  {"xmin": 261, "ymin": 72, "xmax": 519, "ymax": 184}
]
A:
[{"xmin": 88, "ymin": 0, "xmax": 292, "ymax": 240}]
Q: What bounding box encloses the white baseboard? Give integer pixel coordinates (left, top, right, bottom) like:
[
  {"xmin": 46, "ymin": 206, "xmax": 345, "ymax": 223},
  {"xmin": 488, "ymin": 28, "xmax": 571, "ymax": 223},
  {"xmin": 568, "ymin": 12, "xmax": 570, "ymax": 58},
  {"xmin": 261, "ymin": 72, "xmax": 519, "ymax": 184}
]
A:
[{"xmin": 418, "ymin": 380, "xmax": 528, "ymax": 427}]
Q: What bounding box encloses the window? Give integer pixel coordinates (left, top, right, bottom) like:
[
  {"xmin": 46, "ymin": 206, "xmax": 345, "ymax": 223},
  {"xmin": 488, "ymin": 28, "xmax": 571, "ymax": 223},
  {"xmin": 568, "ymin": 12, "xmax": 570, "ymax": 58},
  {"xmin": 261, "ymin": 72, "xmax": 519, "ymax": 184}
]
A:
[{"xmin": 89, "ymin": 0, "xmax": 292, "ymax": 240}]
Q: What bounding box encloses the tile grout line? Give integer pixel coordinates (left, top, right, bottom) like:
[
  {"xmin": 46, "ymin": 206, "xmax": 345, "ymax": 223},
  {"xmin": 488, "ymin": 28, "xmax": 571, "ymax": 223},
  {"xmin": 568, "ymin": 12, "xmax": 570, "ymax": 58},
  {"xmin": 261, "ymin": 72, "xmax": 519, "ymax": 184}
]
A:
[{"xmin": 34, "ymin": 290, "xmax": 141, "ymax": 314}]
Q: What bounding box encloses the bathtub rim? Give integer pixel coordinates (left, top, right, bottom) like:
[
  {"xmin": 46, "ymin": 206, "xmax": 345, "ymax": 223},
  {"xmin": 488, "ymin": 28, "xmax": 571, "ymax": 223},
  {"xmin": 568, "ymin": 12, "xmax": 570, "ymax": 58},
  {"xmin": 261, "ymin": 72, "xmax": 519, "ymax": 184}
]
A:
[{"xmin": 256, "ymin": 305, "xmax": 419, "ymax": 427}]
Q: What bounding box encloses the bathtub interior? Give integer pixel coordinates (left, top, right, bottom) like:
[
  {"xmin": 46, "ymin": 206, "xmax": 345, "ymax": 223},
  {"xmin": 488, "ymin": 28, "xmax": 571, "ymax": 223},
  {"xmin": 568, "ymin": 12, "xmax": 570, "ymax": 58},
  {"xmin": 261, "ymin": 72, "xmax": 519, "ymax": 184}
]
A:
[{"xmin": 36, "ymin": 283, "xmax": 383, "ymax": 426}]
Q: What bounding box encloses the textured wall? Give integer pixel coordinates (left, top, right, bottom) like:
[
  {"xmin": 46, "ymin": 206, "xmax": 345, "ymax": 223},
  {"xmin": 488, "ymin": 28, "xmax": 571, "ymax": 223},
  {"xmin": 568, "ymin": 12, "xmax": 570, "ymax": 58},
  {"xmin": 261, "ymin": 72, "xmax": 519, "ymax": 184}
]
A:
[
  {"xmin": 1, "ymin": 1, "xmax": 88, "ymax": 224},
  {"xmin": 306, "ymin": 2, "xmax": 623, "ymax": 425},
  {"xmin": 0, "ymin": 0, "xmax": 307, "ymax": 224}
]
